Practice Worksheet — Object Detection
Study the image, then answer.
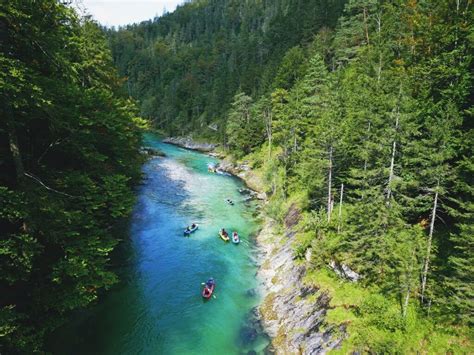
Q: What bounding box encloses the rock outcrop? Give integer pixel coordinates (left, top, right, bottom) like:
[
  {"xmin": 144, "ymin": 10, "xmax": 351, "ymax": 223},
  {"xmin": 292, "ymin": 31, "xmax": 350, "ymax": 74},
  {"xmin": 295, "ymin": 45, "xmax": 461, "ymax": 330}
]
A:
[
  {"xmin": 162, "ymin": 136, "xmax": 217, "ymax": 152},
  {"xmin": 329, "ymin": 261, "xmax": 361, "ymax": 282},
  {"xmin": 140, "ymin": 147, "xmax": 166, "ymax": 157},
  {"xmin": 216, "ymin": 159, "xmax": 267, "ymax": 199},
  {"xmin": 257, "ymin": 211, "xmax": 344, "ymax": 354}
]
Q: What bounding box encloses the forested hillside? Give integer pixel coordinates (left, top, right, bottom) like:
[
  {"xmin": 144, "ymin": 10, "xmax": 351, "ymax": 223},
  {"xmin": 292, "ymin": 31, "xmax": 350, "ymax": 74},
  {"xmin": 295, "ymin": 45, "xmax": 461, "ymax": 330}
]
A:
[
  {"xmin": 111, "ymin": 0, "xmax": 473, "ymax": 352},
  {"xmin": 0, "ymin": 1, "xmax": 143, "ymax": 352},
  {"xmin": 107, "ymin": 0, "xmax": 347, "ymax": 136}
]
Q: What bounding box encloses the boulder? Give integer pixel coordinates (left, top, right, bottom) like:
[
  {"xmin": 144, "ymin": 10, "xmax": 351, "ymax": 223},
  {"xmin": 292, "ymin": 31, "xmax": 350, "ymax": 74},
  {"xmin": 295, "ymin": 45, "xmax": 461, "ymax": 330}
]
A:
[
  {"xmin": 329, "ymin": 260, "xmax": 360, "ymax": 282},
  {"xmin": 140, "ymin": 147, "xmax": 166, "ymax": 157},
  {"xmin": 162, "ymin": 136, "xmax": 217, "ymax": 152}
]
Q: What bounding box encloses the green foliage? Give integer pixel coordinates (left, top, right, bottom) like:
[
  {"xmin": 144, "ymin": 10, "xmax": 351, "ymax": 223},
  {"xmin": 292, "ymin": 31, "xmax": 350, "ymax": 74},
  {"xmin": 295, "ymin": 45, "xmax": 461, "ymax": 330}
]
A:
[
  {"xmin": 107, "ymin": 0, "xmax": 472, "ymax": 351},
  {"xmin": 225, "ymin": 92, "xmax": 264, "ymax": 156},
  {"xmin": 306, "ymin": 270, "xmax": 473, "ymax": 354},
  {"xmin": 0, "ymin": 1, "xmax": 143, "ymax": 352},
  {"xmin": 107, "ymin": 0, "xmax": 347, "ymax": 136},
  {"xmin": 273, "ymin": 46, "xmax": 307, "ymax": 90}
]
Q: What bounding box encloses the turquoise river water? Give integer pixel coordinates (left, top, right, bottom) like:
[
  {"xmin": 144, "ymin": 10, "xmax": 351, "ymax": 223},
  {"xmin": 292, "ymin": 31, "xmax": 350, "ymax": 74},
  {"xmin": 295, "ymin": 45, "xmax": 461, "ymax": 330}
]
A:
[{"xmin": 49, "ymin": 133, "xmax": 269, "ymax": 354}]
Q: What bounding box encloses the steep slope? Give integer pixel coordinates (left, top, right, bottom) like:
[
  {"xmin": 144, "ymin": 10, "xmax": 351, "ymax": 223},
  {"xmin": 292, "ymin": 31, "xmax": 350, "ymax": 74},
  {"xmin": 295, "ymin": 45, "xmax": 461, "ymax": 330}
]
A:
[{"xmin": 107, "ymin": 0, "xmax": 346, "ymax": 136}]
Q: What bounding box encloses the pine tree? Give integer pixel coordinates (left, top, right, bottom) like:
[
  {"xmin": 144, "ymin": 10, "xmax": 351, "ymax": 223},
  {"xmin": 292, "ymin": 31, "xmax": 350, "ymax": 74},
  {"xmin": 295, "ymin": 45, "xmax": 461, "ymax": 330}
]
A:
[{"xmin": 226, "ymin": 92, "xmax": 264, "ymax": 156}]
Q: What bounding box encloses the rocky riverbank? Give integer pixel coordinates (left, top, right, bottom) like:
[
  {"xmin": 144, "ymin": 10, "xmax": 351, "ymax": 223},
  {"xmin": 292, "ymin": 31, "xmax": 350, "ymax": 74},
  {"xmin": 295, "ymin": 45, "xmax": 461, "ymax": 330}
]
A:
[
  {"xmin": 256, "ymin": 209, "xmax": 343, "ymax": 354},
  {"xmin": 215, "ymin": 159, "xmax": 267, "ymax": 200},
  {"xmin": 161, "ymin": 136, "xmax": 266, "ymax": 198},
  {"xmin": 218, "ymin": 160, "xmax": 344, "ymax": 353},
  {"xmin": 162, "ymin": 136, "xmax": 217, "ymax": 152},
  {"xmin": 140, "ymin": 146, "xmax": 166, "ymax": 157}
]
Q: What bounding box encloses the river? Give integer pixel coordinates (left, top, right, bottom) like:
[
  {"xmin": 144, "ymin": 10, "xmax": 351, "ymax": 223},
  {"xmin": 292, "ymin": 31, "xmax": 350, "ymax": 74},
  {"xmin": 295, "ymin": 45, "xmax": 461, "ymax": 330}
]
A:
[{"xmin": 48, "ymin": 133, "xmax": 269, "ymax": 354}]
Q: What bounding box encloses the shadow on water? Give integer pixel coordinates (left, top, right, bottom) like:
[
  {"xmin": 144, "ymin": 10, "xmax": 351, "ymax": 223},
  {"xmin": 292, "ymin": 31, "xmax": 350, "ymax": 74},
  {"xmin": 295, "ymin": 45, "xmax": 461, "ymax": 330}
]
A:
[{"xmin": 238, "ymin": 307, "xmax": 273, "ymax": 355}]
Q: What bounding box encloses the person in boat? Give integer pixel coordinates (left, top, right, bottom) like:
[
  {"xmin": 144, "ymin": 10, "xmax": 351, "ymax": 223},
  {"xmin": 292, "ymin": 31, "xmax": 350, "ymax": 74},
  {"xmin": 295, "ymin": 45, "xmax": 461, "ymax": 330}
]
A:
[
  {"xmin": 221, "ymin": 228, "xmax": 228, "ymax": 237},
  {"xmin": 185, "ymin": 226, "xmax": 190, "ymax": 232},
  {"xmin": 191, "ymin": 223, "xmax": 196, "ymax": 229}
]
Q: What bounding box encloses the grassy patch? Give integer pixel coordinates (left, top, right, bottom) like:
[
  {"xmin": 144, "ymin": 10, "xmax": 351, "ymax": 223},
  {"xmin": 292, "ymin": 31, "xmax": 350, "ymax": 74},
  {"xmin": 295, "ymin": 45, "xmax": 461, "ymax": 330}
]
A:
[{"xmin": 304, "ymin": 269, "xmax": 473, "ymax": 354}]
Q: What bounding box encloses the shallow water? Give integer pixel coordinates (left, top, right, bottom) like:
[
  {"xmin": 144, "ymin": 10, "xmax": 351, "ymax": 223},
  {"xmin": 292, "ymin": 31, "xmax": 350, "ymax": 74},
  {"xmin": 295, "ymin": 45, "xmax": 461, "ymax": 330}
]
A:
[{"xmin": 49, "ymin": 133, "xmax": 268, "ymax": 354}]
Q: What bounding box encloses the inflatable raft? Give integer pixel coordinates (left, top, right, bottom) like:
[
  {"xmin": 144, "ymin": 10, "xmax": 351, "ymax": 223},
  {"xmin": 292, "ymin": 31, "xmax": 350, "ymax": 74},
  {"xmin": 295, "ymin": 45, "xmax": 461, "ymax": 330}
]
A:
[
  {"xmin": 184, "ymin": 224, "xmax": 198, "ymax": 235},
  {"xmin": 232, "ymin": 232, "xmax": 240, "ymax": 244},
  {"xmin": 202, "ymin": 278, "xmax": 215, "ymax": 299}
]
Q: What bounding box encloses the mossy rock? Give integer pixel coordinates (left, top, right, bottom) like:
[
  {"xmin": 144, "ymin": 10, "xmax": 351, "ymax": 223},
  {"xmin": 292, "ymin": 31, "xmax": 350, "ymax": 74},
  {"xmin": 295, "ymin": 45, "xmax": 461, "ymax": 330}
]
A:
[
  {"xmin": 271, "ymin": 326, "xmax": 289, "ymax": 352},
  {"xmin": 260, "ymin": 292, "xmax": 278, "ymax": 321},
  {"xmin": 261, "ymin": 259, "xmax": 271, "ymax": 270}
]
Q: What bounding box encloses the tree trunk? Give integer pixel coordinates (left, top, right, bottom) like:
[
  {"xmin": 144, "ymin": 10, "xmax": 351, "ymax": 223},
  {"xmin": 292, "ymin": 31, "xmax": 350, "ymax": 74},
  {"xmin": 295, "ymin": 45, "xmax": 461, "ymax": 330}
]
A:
[
  {"xmin": 402, "ymin": 248, "xmax": 416, "ymax": 317},
  {"xmin": 420, "ymin": 179, "xmax": 439, "ymax": 304},
  {"xmin": 386, "ymin": 107, "xmax": 400, "ymax": 203},
  {"xmin": 327, "ymin": 146, "xmax": 333, "ymax": 223},
  {"xmin": 338, "ymin": 183, "xmax": 344, "ymax": 233},
  {"xmin": 402, "ymin": 281, "xmax": 410, "ymax": 318},
  {"xmin": 363, "ymin": 7, "xmax": 370, "ymax": 45},
  {"xmin": 376, "ymin": 13, "xmax": 382, "ymax": 83}
]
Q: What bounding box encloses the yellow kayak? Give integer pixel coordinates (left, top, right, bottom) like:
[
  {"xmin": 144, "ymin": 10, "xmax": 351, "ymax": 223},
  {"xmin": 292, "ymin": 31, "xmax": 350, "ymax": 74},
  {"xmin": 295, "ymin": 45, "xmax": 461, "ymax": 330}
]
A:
[{"xmin": 219, "ymin": 231, "xmax": 230, "ymax": 242}]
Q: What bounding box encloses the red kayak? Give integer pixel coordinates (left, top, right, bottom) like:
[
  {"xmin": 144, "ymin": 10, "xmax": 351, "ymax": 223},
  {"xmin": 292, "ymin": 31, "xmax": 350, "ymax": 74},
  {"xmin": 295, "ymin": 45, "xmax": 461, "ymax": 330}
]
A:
[{"xmin": 202, "ymin": 278, "xmax": 215, "ymax": 299}]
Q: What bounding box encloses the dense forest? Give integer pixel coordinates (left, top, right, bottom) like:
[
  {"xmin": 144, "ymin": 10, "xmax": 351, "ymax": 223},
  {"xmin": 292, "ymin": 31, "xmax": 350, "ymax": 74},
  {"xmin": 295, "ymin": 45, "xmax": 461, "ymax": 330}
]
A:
[
  {"xmin": 0, "ymin": 1, "xmax": 144, "ymax": 352},
  {"xmin": 1, "ymin": 0, "xmax": 472, "ymax": 352},
  {"xmin": 111, "ymin": 0, "xmax": 473, "ymax": 352},
  {"xmin": 107, "ymin": 0, "xmax": 347, "ymax": 136}
]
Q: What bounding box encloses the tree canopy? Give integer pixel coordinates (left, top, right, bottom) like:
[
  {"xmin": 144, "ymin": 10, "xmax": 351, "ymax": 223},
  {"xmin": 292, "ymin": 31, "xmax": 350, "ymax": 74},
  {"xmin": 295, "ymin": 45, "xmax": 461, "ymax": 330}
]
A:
[{"xmin": 0, "ymin": 1, "xmax": 143, "ymax": 352}]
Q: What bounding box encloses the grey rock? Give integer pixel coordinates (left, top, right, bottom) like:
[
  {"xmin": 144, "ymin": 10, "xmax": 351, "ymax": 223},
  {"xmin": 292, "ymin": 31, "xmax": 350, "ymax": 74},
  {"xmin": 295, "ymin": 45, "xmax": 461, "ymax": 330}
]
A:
[
  {"xmin": 163, "ymin": 136, "xmax": 217, "ymax": 152},
  {"xmin": 140, "ymin": 147, "xmax": 166, "ymax": 157},
  {"xmin": 257, "ymin": 218, "xmax": 345, "ymax": 354},
  {"xmin": 329, "ymin": 260, "xmax": 360, "ymax": 282}
]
